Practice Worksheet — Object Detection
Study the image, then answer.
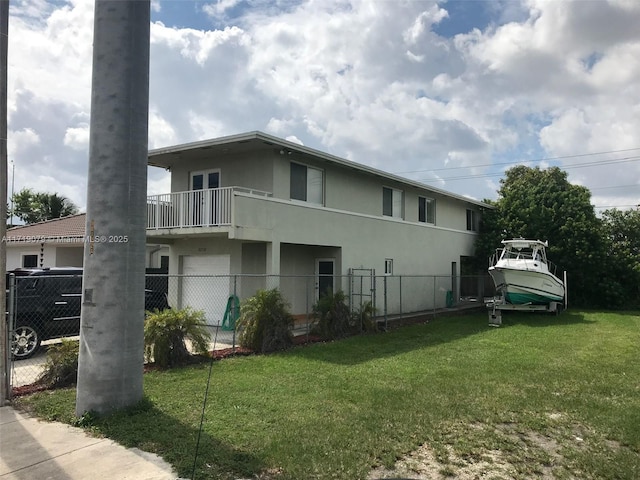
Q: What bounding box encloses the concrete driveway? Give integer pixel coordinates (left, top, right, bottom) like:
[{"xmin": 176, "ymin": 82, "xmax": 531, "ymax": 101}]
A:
[{"xmin": 10, "ymin": 349, "xmax": 47, "ymax": 388}]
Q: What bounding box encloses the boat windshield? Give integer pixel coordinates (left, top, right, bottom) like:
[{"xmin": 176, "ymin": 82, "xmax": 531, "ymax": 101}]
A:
[{"xmin": 501, "ymin": 245, "xmax": 547, "ymax": 263}]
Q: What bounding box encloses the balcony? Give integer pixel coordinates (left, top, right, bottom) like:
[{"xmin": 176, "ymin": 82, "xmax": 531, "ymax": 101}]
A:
[{"xmin": 147, "ymin": 187, "xmax": 272, "ymax": 229}]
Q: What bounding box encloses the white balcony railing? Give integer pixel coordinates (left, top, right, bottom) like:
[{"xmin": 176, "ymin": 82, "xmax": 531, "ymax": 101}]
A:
[{"xmin": 147, "ymin": 187, "xmax": 271, "ymax": 229}]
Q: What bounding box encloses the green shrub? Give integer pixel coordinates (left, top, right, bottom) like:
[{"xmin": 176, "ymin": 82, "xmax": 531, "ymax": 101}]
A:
[
  {"xmin": 237, "ymin": 289, "xmax": 294, "ymax": 353},
  {"xmin": 354, "ymin": 300, "xmax": 378, "ymax": 333},
  {"xmin": 36, "ymin": 339, "xmax": 79, "ymax": 388},
  {"xmin": 312, "ymin": 290, "xmax": 352, "ymax": 340},
  {"xmin": 144, "ymin": 307, "xmax": 211, "ymax": 368}
]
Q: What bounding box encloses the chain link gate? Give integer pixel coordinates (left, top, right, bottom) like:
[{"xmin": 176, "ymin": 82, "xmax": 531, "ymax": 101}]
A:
[{"xmin": 348, "ymin": 268, "xmax": 377, "ymax": 331}]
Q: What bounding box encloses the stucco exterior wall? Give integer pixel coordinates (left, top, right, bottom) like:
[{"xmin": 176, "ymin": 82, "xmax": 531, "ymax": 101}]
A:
[
  {"xmin": 6, "ymin": 244, "xmax": 168, "ymax": 270},
  {"xmin": 167, "ymin": 150, "xmax": 481, "ymax": 232},
  {"xmin": 54, "ymin": 246, "xmax": 85, "ymax": 267},
  {"xmin": 6, "ymin": 246, "xmax": 40, "ymax": 269},
  {"xmin": 6, "ymin": 244, "xmax": 77, "ymax": 270},
  {"xmin": 170, "ymin": 151, "xmax": 275, "ymax": 193},
  {"xmin": 232, "ymin": 194, "xmax": 475, "ymax": 276}
]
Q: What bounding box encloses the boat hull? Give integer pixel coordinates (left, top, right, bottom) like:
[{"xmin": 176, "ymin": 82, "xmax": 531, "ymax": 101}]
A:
[{"xmin": 489, "ymin": 266, "xmax": 564, "ymax": 305}]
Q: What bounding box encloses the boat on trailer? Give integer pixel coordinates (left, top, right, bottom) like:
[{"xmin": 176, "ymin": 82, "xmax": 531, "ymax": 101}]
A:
[
  {"xmin": 487, "ymin": 240, "xmax": 566, "ymax": 325},
  {"xmin": 489, "ymin": 239, "xmax": 565, "ymax": 305}
]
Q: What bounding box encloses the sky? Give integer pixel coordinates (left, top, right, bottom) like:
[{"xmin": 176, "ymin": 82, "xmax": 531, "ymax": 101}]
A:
[{"xmin": 7, "ymin": 0, "xmax": 640, "ymax": 216}]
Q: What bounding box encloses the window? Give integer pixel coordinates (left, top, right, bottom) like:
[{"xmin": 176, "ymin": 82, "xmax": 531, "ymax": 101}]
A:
[
  {"xmin": 383, "ymin": 187, "xmax": 403, "ymax": 218},
  {"xmin": 191, "ymin": 170, "xmax": 219, "ymax": 190},
  {"xmin": 466, "ymin": 209, "xmax": 478, "ymax": 231},
  {"xmin": 290, "ymin": 162, "xmax": 323, "ymax": 205},
  {"xmin": 22, "ymin": 254, "xmax": 38, "ymax": 268},
  {"xmin": 418, "ymin": 196, "xmax": 435, "ymax": 224},
  {"xmin": 384, "ymin": 258, "xmax": 393, "ymax": 275}
]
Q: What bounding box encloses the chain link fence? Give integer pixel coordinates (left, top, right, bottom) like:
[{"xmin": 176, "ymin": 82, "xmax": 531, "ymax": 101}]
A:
[{"xmin": 6, "ymin": 272, "xmax": 494, "ymax": 390}]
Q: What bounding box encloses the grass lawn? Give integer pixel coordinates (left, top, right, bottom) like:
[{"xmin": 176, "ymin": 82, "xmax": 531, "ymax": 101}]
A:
[{"xmin": 14, "ymin": 310, "xmax": 640, "ymax": 479}]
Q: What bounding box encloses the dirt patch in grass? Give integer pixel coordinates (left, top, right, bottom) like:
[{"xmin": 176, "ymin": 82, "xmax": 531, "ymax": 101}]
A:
[
  {"xmin": 367, "ymin": 415, "xmax": 627, "ymax": 480},
  {"xmin": 368, "ymin": 442, "xmax": 515, "ymax": 480}
]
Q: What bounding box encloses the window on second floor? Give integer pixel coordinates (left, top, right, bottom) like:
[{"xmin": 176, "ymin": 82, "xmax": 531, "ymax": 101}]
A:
[
  {"xmin": 466, "ymin": 209, "xmax": 478, "ymax": 231},
  {"xmin": 383, "ymin": 187, "xmax": 403, "ymax": 218},
  {"xmin": 290, "ymin": 162, "xmax": 323, "ymax": 205},
  {"xmin": 418, "ymin": 196, "xmax": 435, "ymax": 224}
]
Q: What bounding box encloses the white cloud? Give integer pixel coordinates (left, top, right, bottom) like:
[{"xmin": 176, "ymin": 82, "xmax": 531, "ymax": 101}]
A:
[
  {"xmin": 147, "ymin": 169, "xmax": 171, "ymax": 198},
  {"xmin": 403, "ymin": 7, "xmax": 448, "ymax": 45},
  {"xmin": 202, "ymin": 0, "xmax": 243, "ymax": 18},
  {"xmin": 6, "ymin": 0, "xmax": 640, "ymax": 213},
  {"xmin": 10, "ymin": 127, "xmax": 40, "ymax": 155},
  {"xmin": 444, "ymin": 0, "xmax": 640, "ymax": 206},
  {"xmin": 9, "ymin": 0, "xmax": 93, "ymax": 109},
  {"xmin": 63, "ymin": 124, "xmax": 90, "ymax": 150},
  {"xmin": 188, "ymin": 110, "xmax": 228, "ymax": 140},
  {"xmin": 265, "ymin": 117, "xmax": 297, "ymax": 137},
  {"xmin": 285, "ymin": 135, "xmax": 304, "ymax": 146},
  {"xmin": 151, "ymin": 23, "xmax": 247, "ymax": 66},
  {"xmin": 149, "ymin": 110, "xmax": 178, "ymax": 149}
]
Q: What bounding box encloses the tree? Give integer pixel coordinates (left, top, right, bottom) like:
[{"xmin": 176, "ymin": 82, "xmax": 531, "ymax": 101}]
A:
[
  {"xmin": 600, "ymin": 208, "xmax": 640, "ymax": 308},
  {"xmin": 475, "ymin": 166, "xmax": 608, "ymax": 307},
  {"xmin": 472, "ymin": 198, "xmax": 502, "ymax": 272},
  {"xmin": 12, "ymin": 188, "xmax": 78, "ymax": 224}
]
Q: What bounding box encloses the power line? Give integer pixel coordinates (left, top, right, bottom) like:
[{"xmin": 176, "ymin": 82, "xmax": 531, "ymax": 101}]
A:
[
  {"xmin": 594, "ymin": 205, "xmax": 639, "ymax": 210},
  {"xmin": 590, "ymin": 184, "xmax": 640, "ymax": 191},
  {"xmin": 417, "ymin": 156, "xmax": 640, "ymax": 183},
  {"xmin": 565, "ymin": 156, "xmax": 640, "ymax": 170},
  {"xmin": 393, "ymin": 147, "xmax": 640, "ymax": 175}
]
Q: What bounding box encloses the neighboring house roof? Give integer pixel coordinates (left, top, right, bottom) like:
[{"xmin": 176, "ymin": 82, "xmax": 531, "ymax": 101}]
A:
[
  {"xmin": 5, "ymin": 213, "xmax": 86, "ymax": 243},
  {"xmin": 148, "ymin": 131, "xmax": 493, "ymax": 209}
]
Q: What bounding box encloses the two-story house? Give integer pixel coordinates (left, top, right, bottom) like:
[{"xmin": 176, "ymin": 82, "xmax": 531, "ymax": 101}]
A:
[{"xmin": 146, "ymin": 131, "xmax": 489, "ymax": 323}]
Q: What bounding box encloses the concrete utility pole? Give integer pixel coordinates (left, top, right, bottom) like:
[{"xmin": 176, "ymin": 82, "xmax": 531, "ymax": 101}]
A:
[
  {"xmin": 0, "ymin": 0, "xmax": 9, "ymax": 406},
  {"xmin": 76, "ymin": 0, "xmax": 150, "ymax": 416}
]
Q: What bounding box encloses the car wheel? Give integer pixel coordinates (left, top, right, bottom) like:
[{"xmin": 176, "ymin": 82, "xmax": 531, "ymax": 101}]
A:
[{"xmin": 11, "ymin": 324, "xmax": 41, "ymax": 360}]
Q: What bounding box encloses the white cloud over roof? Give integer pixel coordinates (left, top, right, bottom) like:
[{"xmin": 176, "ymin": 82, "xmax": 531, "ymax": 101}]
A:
[{"xmin": 7, "ymin": 0, "xmax": 640, "ymax": 212}]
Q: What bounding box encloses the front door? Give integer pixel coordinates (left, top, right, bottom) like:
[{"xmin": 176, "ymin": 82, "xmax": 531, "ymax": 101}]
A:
[
  {"xmin": 316, "ymin": 258, "xmax": 335, "ymax": 300},
  {"xmin": 190, "ymin": 170, "xmax": 220, "ymax": 226}
]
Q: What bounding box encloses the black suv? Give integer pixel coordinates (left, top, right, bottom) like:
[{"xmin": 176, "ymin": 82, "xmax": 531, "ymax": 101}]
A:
[{"xmin": 7, "ymin": 267, "xmax": 170, "ymax": 359}]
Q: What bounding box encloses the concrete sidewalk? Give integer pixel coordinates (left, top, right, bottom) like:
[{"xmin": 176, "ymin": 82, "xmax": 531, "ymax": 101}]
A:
[{"xmin": 0, "ymin": 406, "xmax": 179, "ymax": 479}]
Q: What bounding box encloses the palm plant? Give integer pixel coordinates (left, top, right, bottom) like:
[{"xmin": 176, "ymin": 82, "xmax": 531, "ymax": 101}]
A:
[
  {"xmin": 40, "ymin": 192, "xmax": 78, "ymax": 219},
  {"xmin": 311, "ymin": 289, "xmax": 352, "ymax": 340},
  {"xmin": 36, "ymin": 339, "xmax": 79, "ymax": 388},
  {"xmin": 12, "ymin": 188, "xmax": 78, "ymax": 223},
  {"xmin": 237, "ymin": 289, "xmax": 294, "ymax": 353},
  {"xmin": 144, "ymin": 307, "xmax": 211, "ymax": 368}
]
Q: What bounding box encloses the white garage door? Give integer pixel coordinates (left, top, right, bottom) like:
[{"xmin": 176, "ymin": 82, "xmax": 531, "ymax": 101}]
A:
[{"xmin": 181, "ymin": 255, "xmax": 230, "ymax": 326}]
